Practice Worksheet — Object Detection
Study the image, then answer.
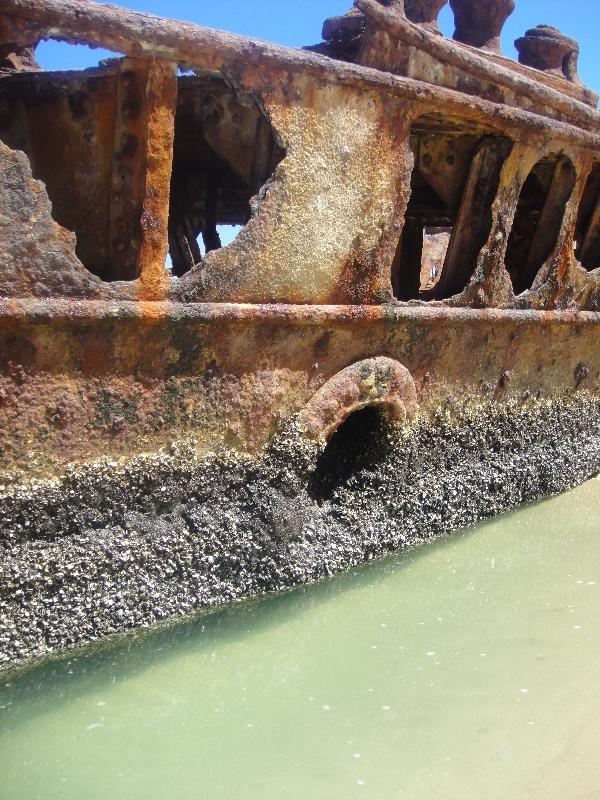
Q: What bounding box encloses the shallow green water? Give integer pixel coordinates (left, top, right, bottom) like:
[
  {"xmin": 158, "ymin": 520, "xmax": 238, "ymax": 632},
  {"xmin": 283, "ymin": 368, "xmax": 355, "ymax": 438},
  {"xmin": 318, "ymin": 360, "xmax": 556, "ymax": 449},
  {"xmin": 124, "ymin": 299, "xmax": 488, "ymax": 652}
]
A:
[{"xmin": 1, "ymin": 480, "xmax": 600, "ymax": 800}]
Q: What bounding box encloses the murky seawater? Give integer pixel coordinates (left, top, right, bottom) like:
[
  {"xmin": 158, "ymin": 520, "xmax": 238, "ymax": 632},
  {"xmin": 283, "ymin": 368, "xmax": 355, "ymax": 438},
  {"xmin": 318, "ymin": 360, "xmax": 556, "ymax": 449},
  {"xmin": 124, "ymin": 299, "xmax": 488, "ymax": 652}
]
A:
[{"xmin": 1, "ymin": 480, "xmax": 600, "ymax": 800}]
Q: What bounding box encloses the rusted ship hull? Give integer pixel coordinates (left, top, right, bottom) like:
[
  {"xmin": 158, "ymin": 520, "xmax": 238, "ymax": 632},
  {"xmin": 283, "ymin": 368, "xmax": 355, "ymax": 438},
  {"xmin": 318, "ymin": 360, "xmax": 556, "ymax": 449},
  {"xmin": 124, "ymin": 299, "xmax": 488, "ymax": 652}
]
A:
[
  {"xmin": 2, "ymin": 300, "xmax": 599, "ymax": 667},
  {"xmin": 1, "ymin": 0, "xmax": 599, "ymax": 668}
]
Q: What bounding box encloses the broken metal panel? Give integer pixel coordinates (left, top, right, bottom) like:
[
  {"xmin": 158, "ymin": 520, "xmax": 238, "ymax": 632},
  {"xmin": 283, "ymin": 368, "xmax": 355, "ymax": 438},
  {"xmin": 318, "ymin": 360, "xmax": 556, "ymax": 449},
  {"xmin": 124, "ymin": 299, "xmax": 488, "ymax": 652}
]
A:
[
  {"xmin": 0, "ymin": 66, "xmax": 119, "ymax": 278},
  {"xmin": 167, "ymin": 75, "xmax": 284, "ymax": 277},
  {"xmin": 0, "ymin": 139, "xmax": 110, "ymax": 298},
  {"xmin": 172, "ymin": 83, "xmax": 413, "ymax": 305},
  {"xmin": 0, "ymin": 56, "xmax": 177, "ymax": 288},
  {"xmin": 1, "ymin": 36, "xmax": 596, "ymax": 309}
]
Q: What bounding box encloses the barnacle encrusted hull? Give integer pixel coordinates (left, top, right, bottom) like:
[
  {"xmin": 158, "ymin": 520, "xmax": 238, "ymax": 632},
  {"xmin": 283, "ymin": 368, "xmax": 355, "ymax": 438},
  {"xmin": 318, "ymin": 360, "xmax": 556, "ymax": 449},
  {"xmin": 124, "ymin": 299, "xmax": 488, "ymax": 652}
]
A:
[
  {"xmin": 2, "ymin": 395, "xmax": 600, "ymax": 668},
  {"xmin": 1, "ymin": 0, "xmax": 600, "ymax": 668}
]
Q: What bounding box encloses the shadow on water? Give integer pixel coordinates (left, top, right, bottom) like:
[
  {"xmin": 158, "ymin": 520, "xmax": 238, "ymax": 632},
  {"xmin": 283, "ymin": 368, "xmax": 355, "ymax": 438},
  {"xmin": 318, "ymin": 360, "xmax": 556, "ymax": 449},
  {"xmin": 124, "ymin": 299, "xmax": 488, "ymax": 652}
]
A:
[{"xmin": 0, "ymin": 478, "xmax": 577, "ymax": 733}]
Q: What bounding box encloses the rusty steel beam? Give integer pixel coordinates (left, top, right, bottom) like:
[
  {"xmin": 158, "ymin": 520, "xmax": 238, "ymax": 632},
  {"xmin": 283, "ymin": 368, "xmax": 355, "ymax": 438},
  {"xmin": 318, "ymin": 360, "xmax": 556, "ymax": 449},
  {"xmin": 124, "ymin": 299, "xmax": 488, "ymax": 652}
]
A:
[
  {"xmin": 107, "ymin": 58, "xmax": 153, "ymax": 281},
  {"xmin": 106, "ymin": 58, "xmax": 176, "ymax": 291},
  {"xmin": 0, "ymin": 0, "xmax": 353, "ymax": 73},
  {"xmin": 136, "ymin": 58, "xmax": 177, "ymax": 300},
  {"xmin": 1, "ymin": 298, "xmax": 599, "ymax": 327}
]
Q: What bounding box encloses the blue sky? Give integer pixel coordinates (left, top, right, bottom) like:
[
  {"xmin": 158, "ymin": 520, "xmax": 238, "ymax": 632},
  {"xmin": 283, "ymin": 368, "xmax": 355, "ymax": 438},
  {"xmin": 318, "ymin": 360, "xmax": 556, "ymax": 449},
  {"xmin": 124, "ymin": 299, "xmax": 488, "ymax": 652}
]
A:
[{"xmin": 37, "ymin": 0, "xmax": 599, "ymax": 94}]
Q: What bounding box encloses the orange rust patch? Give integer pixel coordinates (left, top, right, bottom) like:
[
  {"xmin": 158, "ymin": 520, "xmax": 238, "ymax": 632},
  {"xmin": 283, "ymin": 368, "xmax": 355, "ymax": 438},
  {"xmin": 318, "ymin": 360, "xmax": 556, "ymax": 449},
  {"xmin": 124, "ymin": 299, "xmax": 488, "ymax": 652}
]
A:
[{"xmin": 299, "ymin": 357, "xmax": 418, "ymax": 440}]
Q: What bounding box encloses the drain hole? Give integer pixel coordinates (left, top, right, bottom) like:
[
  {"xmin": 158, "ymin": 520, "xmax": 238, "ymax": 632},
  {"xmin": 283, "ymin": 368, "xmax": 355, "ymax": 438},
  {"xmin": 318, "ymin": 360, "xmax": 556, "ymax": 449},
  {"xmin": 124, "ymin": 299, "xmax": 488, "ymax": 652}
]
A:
[{"xmin": 308, "ymin": 406, "xmax": 393, "ymax": 503}]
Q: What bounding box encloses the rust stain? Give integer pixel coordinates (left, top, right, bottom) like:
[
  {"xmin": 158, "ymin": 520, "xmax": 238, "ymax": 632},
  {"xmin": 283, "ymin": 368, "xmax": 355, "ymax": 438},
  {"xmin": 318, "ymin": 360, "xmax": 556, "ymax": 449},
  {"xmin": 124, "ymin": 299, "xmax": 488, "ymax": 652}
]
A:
[{"xmin": 0, "ymin": 0, "xmax": 599, "ymax": 480}]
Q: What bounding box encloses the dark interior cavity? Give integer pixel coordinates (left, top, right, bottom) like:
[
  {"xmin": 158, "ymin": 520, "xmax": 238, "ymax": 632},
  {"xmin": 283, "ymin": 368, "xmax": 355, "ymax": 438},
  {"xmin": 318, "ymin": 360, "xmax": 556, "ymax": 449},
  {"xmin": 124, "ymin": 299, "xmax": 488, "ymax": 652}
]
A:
[
  {"xmin": 308, "ymin": 406, "xmax": 393, "ymax": 503},
  {"xmin": 574, "ymin": 164, "xmax": 600, "ymax": 271},
  {"xmin": 0, "ymin": 62, "xmax": 126, "ymax": 280},
  {"xmin": 0, "ymin": 62, "xmax": 284, "ymax": 282},
  {"xmin": 392, "ymin": 121, "xmax": 509, "ymax": 301},
  {"xmin": 167, "ymin": 75, "xmax": 285, "ymax": 277},
  {"xmin": 506, "ymin": 154, "xmax": 576, "ymax": 294}
]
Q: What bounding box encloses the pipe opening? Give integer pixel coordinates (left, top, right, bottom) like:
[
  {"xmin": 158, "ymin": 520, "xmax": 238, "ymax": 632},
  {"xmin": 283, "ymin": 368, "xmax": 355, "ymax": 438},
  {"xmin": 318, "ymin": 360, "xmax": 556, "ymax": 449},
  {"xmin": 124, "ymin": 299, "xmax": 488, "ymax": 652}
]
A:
[{"xmin": 308, "ymin": 406, "xmax": 394, "ymax": 503}]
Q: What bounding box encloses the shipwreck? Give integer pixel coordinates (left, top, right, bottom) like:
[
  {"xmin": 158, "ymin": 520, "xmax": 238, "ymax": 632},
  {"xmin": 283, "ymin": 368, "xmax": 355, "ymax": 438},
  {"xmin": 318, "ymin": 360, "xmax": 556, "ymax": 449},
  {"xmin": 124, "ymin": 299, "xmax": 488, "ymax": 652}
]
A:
[{"xmin": 1, "ymin": 0, "xmax": 600, "ymax": 668}]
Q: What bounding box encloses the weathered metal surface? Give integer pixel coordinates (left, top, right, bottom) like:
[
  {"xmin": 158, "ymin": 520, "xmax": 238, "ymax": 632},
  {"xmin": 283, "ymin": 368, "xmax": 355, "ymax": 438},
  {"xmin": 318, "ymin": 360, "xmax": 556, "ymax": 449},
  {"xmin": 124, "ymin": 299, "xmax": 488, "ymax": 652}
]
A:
[
  {"xmin": 3, "ymin": 0, "xmax": 600, "ymax": 672},
  {"xmin": 299, "ymin": 357, "xmax": 418, "ymax": 439},
  {"xmin": 0, "ymin": 11, "xmax": 39, "ymax": 72},
  {"xmin": 0, "ymin": 67, "xmax": 119, "ymax": 281},
  {"xmin": 356, "ymin": 0, "xmax": 599, "ymax": 118},
  {"xmin": 0, "ymin": 139, "xmax": 110, "ymax": 298},
  {"xmin": 0, "ymin": 299, "xmax": 599, "ymax": 481},
  {"xmin": 1, "ymin": 64, "xmax": 599, "ymax": 308},
  {"xmin": 137, "ymin": 59, "xmax": 177, "ymax": 300},
  {"xmin": 0, "ymin": 0, "xmax": 598, "ymax": 118},
  {"xmin": 0, "ymin": 0, "xmax": 599, "ymax": 486}
]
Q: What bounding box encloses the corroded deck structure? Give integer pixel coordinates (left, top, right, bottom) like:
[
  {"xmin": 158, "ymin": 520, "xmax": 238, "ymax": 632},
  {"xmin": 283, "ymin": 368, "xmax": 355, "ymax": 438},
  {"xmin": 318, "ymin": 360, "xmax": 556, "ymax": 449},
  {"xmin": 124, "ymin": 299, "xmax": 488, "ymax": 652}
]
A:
[{"xmin": 1, "ymin": 0, "xmax": 600, "ymax": 667}]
